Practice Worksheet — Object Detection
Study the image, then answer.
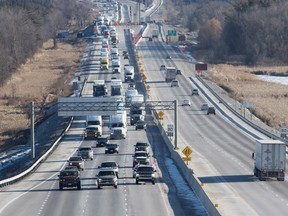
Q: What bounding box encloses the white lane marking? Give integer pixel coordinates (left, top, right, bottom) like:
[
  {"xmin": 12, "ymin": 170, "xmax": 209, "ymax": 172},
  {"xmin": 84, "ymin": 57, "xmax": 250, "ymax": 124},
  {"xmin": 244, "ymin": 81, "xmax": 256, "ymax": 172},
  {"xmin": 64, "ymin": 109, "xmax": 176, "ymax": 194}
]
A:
[{"xmin": 0, "ymin": 137, "xmax": 83, "ymax": 214}]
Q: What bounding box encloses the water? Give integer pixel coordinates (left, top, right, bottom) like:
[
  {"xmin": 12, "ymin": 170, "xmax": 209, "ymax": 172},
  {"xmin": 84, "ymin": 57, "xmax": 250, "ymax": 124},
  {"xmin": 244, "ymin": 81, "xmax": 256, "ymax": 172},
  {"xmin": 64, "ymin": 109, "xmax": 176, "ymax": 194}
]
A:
[{"xmin": 257, "ymin": 75, "xmax": 288, "ymax": 85}]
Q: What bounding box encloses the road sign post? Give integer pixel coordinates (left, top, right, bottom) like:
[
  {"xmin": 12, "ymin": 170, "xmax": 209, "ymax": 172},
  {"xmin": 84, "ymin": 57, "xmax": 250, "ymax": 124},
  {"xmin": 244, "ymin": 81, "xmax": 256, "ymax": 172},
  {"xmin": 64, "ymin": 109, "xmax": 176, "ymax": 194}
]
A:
[
  {"xmin": 167, "ymin": 124, "xmax": 174, "ymax": 137},
  {"xmin": 182, "ymin": 146, "xmax": 193, "ymax": 165}
]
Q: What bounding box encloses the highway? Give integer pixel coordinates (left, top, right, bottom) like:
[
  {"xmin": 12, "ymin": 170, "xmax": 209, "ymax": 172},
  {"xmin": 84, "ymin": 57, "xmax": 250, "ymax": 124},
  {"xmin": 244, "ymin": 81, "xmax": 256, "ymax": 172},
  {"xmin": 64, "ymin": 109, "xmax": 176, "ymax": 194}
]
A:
[
  {"xmin": 2, "ymin": 0, "xmax": 288, "ymax": 215},
  {"xmin": 0, "ymin": 11, "xmax": 207, "ymax": 216},
  {"xmin": 138, "ymin": 24, "xmax": 288, "ymax": 215}
]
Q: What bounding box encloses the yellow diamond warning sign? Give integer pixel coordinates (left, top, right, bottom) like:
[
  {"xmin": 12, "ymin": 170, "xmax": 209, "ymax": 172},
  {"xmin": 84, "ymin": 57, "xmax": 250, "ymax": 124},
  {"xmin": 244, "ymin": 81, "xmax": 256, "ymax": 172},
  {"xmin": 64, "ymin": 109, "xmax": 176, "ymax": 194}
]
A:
[{"xmin": 182, "ymin": 146, "xmax": 192, "ymax": 157}]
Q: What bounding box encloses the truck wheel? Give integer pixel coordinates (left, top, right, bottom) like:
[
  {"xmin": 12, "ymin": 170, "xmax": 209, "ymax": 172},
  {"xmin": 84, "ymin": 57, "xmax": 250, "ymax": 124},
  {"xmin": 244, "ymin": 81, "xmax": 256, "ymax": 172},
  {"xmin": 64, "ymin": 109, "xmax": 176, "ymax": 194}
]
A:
[
  {"xmin": 277, "ymin": 178, "xmax": 285, "ymax": 181},
  {"xmin": 114, "ymin": 185, "xmax": 117, "ymax": 189},
  {"xmin": 136, "ymin": 179, "xmax": 139, "ymax": 184},
  {"xmin": 77, "ymin": 182, "xmax": 81, "ymax": 190},
  {"xmin": 254, "ymin": 169, "xmax": 258, "ymax": 177},
  {"xmin": 98, "ymin": 185, "xmax": 101, "ymax": 189},
  {"xmin": 59, "ymin": 183, "xmax": 63, "ymax": 190},
  {"xmin": 152, "ymin": 180, "xmax": 155, "ymax": 185}
]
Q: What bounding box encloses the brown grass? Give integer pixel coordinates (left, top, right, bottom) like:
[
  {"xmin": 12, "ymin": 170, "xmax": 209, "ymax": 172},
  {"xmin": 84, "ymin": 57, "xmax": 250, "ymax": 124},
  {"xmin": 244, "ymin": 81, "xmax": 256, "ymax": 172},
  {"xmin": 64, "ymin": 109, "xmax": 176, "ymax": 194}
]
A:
[
  {"xmin": 208, "ymin": 64, "xmax": 288, "ymax": 129},
  {"xmin": 0, "ymin": 39, "xmax": 85, "ymax": 150}
]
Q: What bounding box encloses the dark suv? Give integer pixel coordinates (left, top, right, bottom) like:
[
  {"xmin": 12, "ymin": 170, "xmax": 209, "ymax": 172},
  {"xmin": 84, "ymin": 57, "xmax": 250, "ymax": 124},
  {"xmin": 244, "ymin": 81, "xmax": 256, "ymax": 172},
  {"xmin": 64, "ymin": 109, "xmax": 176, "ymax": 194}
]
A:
[
  {"xmin": 96, "ymin": 136, "xmax": 109, "ymax": 147},
  {"xmin": 58, "ymin": 170, "xmax": 81, "ymax": 190},
  {"xmin": 207, "ymin": 107, "xmax": 216, "ymax": 115},
  {"xmin": 135, "ymin": 165, "xmax": 156, "ymax": 185},
  {"xmin": 105, "ymin": 143, "xmax": 119, "ymax": 154}
]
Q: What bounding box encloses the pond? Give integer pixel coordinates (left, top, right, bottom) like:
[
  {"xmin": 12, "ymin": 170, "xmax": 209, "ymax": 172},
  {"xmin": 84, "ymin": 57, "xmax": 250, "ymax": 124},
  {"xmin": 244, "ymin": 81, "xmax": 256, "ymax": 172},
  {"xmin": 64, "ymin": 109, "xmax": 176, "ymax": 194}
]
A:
[{"xmin": 257, "ymin": 75, "xmax": 288, "ymax": 85}]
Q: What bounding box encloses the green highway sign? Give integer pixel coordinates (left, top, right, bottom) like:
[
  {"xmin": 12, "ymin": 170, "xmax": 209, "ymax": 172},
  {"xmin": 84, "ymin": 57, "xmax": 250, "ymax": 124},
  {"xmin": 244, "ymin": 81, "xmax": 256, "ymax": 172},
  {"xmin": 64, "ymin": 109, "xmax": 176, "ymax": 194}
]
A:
[{"xmin": 168, "ymin": 30, "xmax": 177, "ymax": 36}]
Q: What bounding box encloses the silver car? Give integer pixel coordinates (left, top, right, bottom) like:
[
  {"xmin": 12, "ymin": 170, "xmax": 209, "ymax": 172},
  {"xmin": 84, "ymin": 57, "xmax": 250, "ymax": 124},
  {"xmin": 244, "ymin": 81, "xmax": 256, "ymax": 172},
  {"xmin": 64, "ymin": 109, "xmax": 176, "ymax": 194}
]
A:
[
  {"xmin": 77, "ymin": 147, "xmax": 93, "ymax": 160},
  {"xmin": 171, "ymin": 79, "xmax": 179, "ymax": 87},
  {"xmin": 98, "ymin": 161, "xmax": 119, "ymax": 178},
  {"xmin": 201, "ymin": 103, "xmax": 209, "ymax": 111}
]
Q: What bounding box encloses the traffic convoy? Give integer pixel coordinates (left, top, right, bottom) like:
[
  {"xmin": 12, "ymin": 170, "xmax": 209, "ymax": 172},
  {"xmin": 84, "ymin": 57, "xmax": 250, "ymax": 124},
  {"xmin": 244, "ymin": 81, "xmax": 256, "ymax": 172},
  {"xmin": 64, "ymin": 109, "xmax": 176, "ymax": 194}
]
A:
[
  {"xmin": 0, "ymin": 1, "xmax": 285, "ymax": 215},
  {"xmin": 58, "ymin": 5, "xmax": 156, "ymax": 190}
]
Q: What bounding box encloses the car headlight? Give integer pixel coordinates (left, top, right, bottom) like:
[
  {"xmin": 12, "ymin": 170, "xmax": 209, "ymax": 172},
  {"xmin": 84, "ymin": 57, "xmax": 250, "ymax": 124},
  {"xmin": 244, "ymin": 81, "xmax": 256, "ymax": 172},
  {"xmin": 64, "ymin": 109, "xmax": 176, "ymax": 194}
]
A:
[
  {"xmin": 152, "ymin": 173, "xmax": 155, "ymax": 178},
  {"xmin": 136, "ymin": 174, "xmax": 139, "ymax": 177},
  {"xmin": 98, "ymin": 179, "xmax": 102, "ymax": 182},
  {"xmin": 113, "ymin": 178, "xmax": 117, "ymax": 182},
  {"xmin": 69, "ymin": 162, "xmax": 73, "ymax": 165}
]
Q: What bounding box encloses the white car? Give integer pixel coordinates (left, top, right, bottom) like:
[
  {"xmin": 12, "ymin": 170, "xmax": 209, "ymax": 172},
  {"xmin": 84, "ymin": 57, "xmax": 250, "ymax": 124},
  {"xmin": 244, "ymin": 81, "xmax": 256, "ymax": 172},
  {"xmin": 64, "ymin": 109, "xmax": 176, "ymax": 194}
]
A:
[
  {"xmin": 182, "ymin": 99, "xmax": 191, "ymax": 106},
  {"xmin": 171, "ymin": 80, "xmax": 179, "ymax": 87},
  {"xmin": 201, "ymin": 103, "xmax": 209, "ymax": 110},
  {"xmin": 192, "ymin": 88, "xmax": 199, "ymax": 95}
]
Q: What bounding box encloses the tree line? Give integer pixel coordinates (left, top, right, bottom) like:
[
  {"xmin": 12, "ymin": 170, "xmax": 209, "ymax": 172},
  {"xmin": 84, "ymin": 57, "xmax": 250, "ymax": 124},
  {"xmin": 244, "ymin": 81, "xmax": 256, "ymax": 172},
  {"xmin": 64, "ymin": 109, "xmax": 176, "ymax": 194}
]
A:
[
  {"xmin": 0, "ymin": 0, "xmax": 90, "ymax": 86},
  {"xmin": 169, "ymin": 0, "xmax": 288, "ymax": 65}
]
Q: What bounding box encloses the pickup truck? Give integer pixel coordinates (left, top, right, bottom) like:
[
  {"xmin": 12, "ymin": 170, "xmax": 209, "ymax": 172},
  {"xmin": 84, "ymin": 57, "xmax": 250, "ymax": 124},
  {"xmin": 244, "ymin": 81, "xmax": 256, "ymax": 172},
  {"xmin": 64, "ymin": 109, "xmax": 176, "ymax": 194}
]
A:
[
  {"xmin": 58, "ymin": 170, "xmax": 81, "ymax": 190},
  {"xmin": 96, "ymin": 169, "xmax": 118, "ymax": 189}
]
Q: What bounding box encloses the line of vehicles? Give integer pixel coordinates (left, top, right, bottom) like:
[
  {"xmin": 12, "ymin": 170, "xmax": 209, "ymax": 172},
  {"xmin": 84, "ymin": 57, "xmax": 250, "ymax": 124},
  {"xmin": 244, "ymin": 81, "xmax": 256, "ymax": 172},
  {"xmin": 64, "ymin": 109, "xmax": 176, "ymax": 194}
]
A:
[{"xmin": 58, "ymin": 5, "xmax": 157, "ymax": 190}]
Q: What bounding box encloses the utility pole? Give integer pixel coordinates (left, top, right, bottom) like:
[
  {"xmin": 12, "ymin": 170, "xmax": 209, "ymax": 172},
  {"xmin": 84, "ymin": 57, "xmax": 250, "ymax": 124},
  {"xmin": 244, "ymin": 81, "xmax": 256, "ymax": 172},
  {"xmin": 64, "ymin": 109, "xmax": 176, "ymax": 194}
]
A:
[
  {"xmin": 138, "ymin": 0, "xmax": 141, "ymax": 24},
  {"xmin": 174, "ymin": 100, "xmax": 178, "ymax": 149},
  {"xmin": 31, "ymin": 101, "xmax": 35, "ymax": 159}
]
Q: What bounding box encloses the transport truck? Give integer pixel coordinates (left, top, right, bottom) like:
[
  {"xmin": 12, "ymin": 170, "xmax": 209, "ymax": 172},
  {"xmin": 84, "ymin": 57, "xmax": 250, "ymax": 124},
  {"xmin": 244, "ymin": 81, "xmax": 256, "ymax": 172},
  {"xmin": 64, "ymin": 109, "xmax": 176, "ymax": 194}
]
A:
[
  {"xmin": 124, "ymin": 65, "xmax": 135, "ymax": 82},
  {"xmin": 125, "ymin": 89, "xmax": 138, "ymax": 105},
  {"xmin": 109, "ymin": 111, "xmax": 127, "ymax": 139},
  {"xmin": 252, "ymin": 139, "xmax": 286, "ymax": 181},
  {"xmin": 84, "ymin": 115, "xmax": 102, "ymax": 139},
  {"xmin": 93, "ymin": 80, "xmax": 107, "ymax": 97},
  {"xmin": 165, "ymin": 67, "xmax": 177, "ymax": 82},
  {"xmin": 111, "ymin": 79, "xmax": 122, "ymax": 96},
  {"xmin": 151, "ymin": 29, "xmax": 159, "ymax": 38},
  {"xmin": 130, "ymin": 94, "xmax": 145, "ymax": 125}
]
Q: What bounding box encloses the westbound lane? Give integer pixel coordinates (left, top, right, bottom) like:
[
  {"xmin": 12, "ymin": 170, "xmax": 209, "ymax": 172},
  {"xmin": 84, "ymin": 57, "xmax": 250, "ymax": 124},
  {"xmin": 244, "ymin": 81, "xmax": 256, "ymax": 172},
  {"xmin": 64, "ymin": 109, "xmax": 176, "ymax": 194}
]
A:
[
  {"xmin": 138, "ymin": 31, "xmax": 288, "ymax": 215},
  {"xmin": 0, "ymin": 24, "xmax": 209, "ymax": 216}
]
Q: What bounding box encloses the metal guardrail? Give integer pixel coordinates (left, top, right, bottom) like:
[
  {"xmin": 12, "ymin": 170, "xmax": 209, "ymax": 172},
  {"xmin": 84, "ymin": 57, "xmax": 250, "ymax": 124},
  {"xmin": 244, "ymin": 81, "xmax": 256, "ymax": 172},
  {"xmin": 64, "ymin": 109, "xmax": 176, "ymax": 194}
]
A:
[
  {"xmin": 193, "ymin": 76, "xmax": 287, "ymax": 143},
  {"xmin": 0, "ymin": 45, "xmax": 90, "ymax": 187},
  {"xmin": 0, "ymin": 118, "xmax": 73, "ymax": 187}
]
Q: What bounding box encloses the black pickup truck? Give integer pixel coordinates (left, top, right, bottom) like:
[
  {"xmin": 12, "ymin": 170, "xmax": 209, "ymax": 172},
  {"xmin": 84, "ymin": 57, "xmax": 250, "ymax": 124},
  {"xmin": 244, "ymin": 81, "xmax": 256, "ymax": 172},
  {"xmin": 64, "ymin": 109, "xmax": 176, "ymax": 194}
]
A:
[{"xmin": 58, "ymin": 170, "xmax": 81, "ymax": 190}]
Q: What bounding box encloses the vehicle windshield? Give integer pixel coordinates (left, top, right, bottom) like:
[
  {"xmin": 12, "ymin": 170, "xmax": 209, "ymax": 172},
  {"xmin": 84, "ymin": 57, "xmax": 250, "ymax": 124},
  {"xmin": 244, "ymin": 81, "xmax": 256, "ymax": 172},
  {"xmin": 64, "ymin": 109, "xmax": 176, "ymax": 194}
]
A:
[
  {"xmin": 97, "ymin": 137, "xmax": 108, "ymax": 142},
  {"xmin": 101, "ymin": 162, "xmax": 116, "ymax": 167},
  {"xmin": 99, "ymin": 171, "xmax": 115, "ymax": 176},
  {"xmin": 135, "ymin": 152, "xmax": 148, "ymax": 157},
  {"xmin": 137, "ymin": 167, "xmax": 153, "ymax": 172},
  {"xmin": 107, "ymin": 144, "xmax": 117, "ymax": 148},
  {"xmin": 69, "ymin": 157, "xmax": 82, "ymax": 161},
  {"xmin": 111, "ymin": 123, "xmax": 124, "ymax": 127},
  {"xmin": 86, "ymin": 127, "xmax": 98, "ymax": 131},
  {"xmin": 79, "ymin": 148, "xmax": 91, "ymax": 151},
  {"xmin": 60, "ymin": 171, "xmax": 78, "ymax": 176},
  {"xmin": 64, "ymin": 166, "xmax": 78, "ymax": 170},
  {"xmin": 136, "ymin": 142, "xmax": 148, "ymax": 147}
]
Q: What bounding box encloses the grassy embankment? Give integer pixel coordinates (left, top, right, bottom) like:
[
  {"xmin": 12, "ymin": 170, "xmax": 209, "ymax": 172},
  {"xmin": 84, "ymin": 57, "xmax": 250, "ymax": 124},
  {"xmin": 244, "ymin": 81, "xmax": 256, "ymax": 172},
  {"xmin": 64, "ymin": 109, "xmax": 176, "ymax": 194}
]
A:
[
  {"xmin": 208, "ymin": 64, "xmax": 288, "ymax": 130},
  {"xmin": 0, "ymin": 39, "xmax": 86, "ymax": 151}
]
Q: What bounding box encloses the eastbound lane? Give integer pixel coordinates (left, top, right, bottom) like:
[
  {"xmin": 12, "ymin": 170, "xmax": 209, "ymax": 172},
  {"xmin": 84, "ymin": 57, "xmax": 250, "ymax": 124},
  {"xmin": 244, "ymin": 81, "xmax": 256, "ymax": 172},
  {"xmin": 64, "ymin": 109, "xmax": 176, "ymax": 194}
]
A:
[{"xmin": 138, "ymin": 27, "xmax": 288, "ymax": 215}]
